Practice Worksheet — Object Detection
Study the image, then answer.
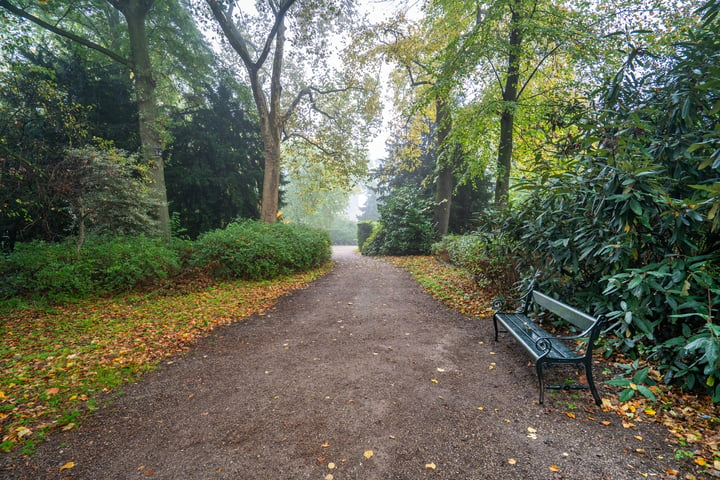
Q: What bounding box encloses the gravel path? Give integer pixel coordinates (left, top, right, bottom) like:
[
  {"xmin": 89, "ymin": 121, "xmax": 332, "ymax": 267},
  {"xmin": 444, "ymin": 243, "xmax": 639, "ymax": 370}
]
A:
[{"xmin": 0, "ymin": 246, "xmax": 682, "ymax": 479}]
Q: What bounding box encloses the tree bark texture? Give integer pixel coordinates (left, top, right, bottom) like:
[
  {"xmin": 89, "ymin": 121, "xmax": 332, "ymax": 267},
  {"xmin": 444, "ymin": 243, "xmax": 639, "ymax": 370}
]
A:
[
  {"xmin": 119, "ymin": 0, "xmax": 170, "ymax": 235},
  {"xmin": 434, "ymin": 96, "xmax": 454, "ymax": 237},
  {"xmin": 495, "ymin": 0, "xmax": 522, "ymax": 207}
]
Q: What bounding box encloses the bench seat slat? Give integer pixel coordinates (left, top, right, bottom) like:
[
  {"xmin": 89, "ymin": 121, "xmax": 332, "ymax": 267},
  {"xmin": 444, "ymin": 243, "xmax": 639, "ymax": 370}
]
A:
[{"xmin": 494, "ymin": 312, "xmax": 578, "ymax": 361}]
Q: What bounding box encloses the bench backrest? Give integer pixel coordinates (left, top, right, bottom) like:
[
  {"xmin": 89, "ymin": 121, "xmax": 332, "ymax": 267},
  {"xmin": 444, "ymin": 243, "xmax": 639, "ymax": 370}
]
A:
[{"xmin": 530, "ymin": 290, "xmax": 599, "ymax": 332}]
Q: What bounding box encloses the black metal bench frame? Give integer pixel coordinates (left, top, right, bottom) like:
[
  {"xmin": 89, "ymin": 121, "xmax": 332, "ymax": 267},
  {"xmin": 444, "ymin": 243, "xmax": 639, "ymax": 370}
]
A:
[{"xmin": 493, "ymin": 285, "xmax": 606, "ymax": 405}]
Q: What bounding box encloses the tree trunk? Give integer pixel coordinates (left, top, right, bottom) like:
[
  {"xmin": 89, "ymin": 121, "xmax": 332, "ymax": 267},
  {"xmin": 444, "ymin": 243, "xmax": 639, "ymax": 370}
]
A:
[
  {"xmin": 258, "ymin": 12, "xmax": 287, "ymax": 223},
  {"xmin": 260, "ymin": 125, "xmax": 282, "ymax": 223},
  {"xmin": 434, "ymin": 96, "xmax": 454, "ymax": 237},
  {"xmin": 495, "ymin": 0, "xmax": 522, "ymax": 207},
  {"xmin": 121, "ymin": 0, "xmax": 170, "ymax": 236}
]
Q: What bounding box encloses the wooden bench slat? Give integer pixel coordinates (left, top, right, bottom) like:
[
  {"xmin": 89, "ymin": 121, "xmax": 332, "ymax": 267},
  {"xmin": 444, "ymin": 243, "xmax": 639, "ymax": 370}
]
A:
[
  {"xmin": 531, "ymin": 291, "xmax": 596, "ymax": 331},
  {"xmin": 494, "ymin": 312, "xmax": 577, "ymax": 361}
]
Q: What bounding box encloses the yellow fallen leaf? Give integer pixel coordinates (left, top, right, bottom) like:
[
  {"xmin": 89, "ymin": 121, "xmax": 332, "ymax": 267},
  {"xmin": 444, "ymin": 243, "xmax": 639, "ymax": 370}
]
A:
[
  {"xmin": 425, "ymin": 462, "xmax": 436, "ymax": 470},
  {"xmin": 634, "ymin": 435, "xmax": 643, "ymax": 441},
  {"xmin": 508, "ymin": 458, "xmax": 517, "ymax": 465},
  {"xmin": 665, "ymin": 468, "xmax": 679, "ymax": 476},
  {"xmin": 328, "ymin": 462, "xmax": 336, "ymax": 469},
  {"xmin": 477, "ymin": 406, "xmax": 484, "ymax": 411},
  {"xmin": 61, "ymin": 423, "xmax": 75, "ymax": 432},
  {"xmin": 694, "ymin": 457, "xmax": 708, "ymax": 467},
  {"xmin": 325, "ymin": 475, "xmax": 333, "ymax": 480},
  {"xmin": 644, "ymin": 407, "xmax": 656, "ymax": 416},
  {"xmin": 0, "ymin": 391, "xmax": 7, "ymax": 400},
  {"xmin": 431, "ymin": 379, "xmax": 439, "ymax": 383},
  {"xmin": 321, "ymin": 442, "xmax": 330, "ymax": 448},
  {"xmin": 549, "ymin": 465, "xmax": 559, "ymax": 472},
  {"xmin": 363, "ymin": 450, "xmax": 374, "ymax": 459},
  {"xmin": 565, "ymin": 412, "xmax": 575, "ymax": 419},
  {"xmin": 16, "ymin": 426, "xmax": 31, "ymax": 438},
  {"xmin": 436, "ymin": 368, "xmax": 445, "ymax": 372},
  {"xmin": 59, "ymin": 462, "xmax": 75, "ymax": 471}
]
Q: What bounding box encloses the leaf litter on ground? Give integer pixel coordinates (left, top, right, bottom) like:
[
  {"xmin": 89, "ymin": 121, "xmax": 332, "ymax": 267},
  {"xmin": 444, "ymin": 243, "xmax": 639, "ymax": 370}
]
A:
[{"xmin": 0, "ymin": 264, "xmax": 331, "ymax": 454}]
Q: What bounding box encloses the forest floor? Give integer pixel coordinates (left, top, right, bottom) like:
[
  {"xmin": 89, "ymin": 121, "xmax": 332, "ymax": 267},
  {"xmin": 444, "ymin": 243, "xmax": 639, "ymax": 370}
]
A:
[{"xmin": 0, "ymin": 246, "xmax": 717, "ymax": 479}]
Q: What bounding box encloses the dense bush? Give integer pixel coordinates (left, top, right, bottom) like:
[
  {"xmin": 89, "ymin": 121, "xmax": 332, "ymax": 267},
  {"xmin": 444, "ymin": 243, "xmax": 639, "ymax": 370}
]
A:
[
  {"xmin": 361, "ymin": 186, "xmax": 436, "ymax": 256},
  {"xmin": 189, "ymin": 221, "xmax": 331, "ymax": 280},
  {"xmin": 0, "ymin": 236, "xmax": 181, "ymax": 302},
  {"xmin": 356, "ymin": 221, "xmax": 376, "ymax": 250},
  {"xmin": 0, "ymin": 222, "xmax": 330, "ymax": 305},
  {"xmin": 432, "ymin": 228, "xmax": 519, "ymax": 292},
  {"xmin": 456, "ymin": 6, "xmax": 720, "ymax": 401}
]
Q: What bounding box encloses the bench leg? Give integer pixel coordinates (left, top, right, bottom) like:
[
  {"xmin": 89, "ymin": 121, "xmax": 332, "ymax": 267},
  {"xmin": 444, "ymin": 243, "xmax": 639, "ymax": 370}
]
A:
[
  {"xmin": 585, "ymin": 361, "xmax": 601, "ymax": 406},
  {"xmin": 536, "ymin": 362, "xmax": 545, "ymax": 404},
  {"xmin": 492, "ymin": 314, "xmax": 499, "ymax": 342}
]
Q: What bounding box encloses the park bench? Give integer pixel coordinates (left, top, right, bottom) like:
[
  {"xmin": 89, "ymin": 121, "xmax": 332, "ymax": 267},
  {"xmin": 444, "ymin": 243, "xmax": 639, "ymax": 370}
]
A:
[{"xmin": 492, "ymin": 285, "xmax": 606, "ymax": 405}]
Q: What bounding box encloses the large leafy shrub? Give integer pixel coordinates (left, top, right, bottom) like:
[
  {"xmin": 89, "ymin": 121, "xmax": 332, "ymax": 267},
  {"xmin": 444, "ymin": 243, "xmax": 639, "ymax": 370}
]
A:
[
  {"xmin": 362, "ymin": 186, "xmax": 436, "ymax": 256},
  {"xmin": 433, "ymin": 227, "xmax": 519, "ymax": 293},
  {"xmin": 498, "ymin": 3, "xmax": 720, "ymax": 400},
  {"xmin": 0, "ymin": 236, "xmax": 181, "ymax": 302},
  {"xmin": 189, "ymin": 221, "xmax": 331, "ymax": 280}
]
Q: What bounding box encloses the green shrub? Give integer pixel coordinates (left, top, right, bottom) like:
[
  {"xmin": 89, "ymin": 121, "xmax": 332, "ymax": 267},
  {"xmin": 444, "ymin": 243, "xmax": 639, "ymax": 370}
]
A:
[
  {"xmin": 357, "ymin": 221, "xmax": 376, "ymax": 250},
  {"xmin": 492, "ymin": 5, "xmax": 720, "ymax": 400},
  {"xmin": 432, "ymin": 229, "xmax": 519, "ymax": 293},
  {"xmin": 0, "ymin": 236, "xmax": 181, "ymax": 302},
  {"xmin": 362, "ymin": 186, "xmax": 436, "ymax": 256},
  {"xmin": 189, "ymin": 221, "xmax": 330, "ymax": 280}
]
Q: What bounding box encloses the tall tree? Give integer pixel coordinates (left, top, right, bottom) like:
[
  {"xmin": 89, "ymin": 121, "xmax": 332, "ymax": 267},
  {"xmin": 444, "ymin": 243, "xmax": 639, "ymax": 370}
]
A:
[
  {"xmin": 351, "ymin": 12, "xmax": 464, "ymax": 236},
  {"xmin": 205, "ymin": 0, "xmax": 380, "ymax": 223},
  {"xmin": 165, "ymin": 79, "xmax": 264, "ymax": 239},
  {"xmin": 429, "ymin": 0, "xmax": 605, "ymax": 206},
  {"xmin": 0, "ymin": 0, "xmax": 212, "ymax": 235}
]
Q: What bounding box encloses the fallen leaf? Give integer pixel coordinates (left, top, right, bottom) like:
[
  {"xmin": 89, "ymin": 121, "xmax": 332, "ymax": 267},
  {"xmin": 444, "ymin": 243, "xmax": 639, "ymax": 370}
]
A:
[
  {"xmin": 436, "ymin": 368, "xmax": 445, "ymax": 372},
  {"xmin": 325, "ymin": 475, "xmax": 333, "ymax": 480},
  {"xmin": 477, "ymin": 406, "xmax": 484, "ymax": 411},
  {"xmin": 565, "ymin": 412, "xmax": 575, "ymax": 419},
  {"xmin": 46, "ymin": 387, "xmax": 60, "ymax": 396},
  {"xmin": 425, "ymin": 462, "xmax": 436, "ymax": 470},
  {"xmin": 59, "ymin": 462, "xmax": 75, "ymax": 471},
  {"xmin": 61, "ymin": 423, "xmax": 75, "ymax": 431},
  {"xmin": 666, "ymin": 468, "xmax": 679, "ymax": 476},
  {"xmin": 508, "ymin": 458, "xmax": 517, "ymax": 465},
  {"xmin": 431, "ymin": 379, "xmax": 439, "ymax": 383},
  {"xmin": 328, "ymin": 462, "xmax": 336, "ymax": 469},
  {"xmin": 549, "ymin": 465, "xmax": 559, "ymax": 472},
  {"xmin": 694, "ymin": 457, "xmax": 708, "ymax": 467},
  {"xmin": 321, "ymin": 442, "xmax": 330, "ymax": 448},
  {"xmin": 634, "ymin": 435, "xmax": 643, "ymax": 441},
  {"xmin": 601, "ymin": 421, "xmax": 612, "ymax": 426},
  {"xmin": 363, "ymin": 450, "xmax": 373, "ymax": 459}
]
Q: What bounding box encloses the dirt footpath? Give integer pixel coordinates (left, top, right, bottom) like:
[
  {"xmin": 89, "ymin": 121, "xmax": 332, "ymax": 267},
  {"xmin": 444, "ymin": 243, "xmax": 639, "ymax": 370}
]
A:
[{"xmin": 1, "ymin": 246, "xmax": 683, "ymax": 479}]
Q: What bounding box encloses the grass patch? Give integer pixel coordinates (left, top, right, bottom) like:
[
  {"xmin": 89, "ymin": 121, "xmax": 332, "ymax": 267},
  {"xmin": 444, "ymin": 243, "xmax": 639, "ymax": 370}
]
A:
[{"xmin": 0, "ymin": 262, "xmax": 331, "ymax": 454}]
